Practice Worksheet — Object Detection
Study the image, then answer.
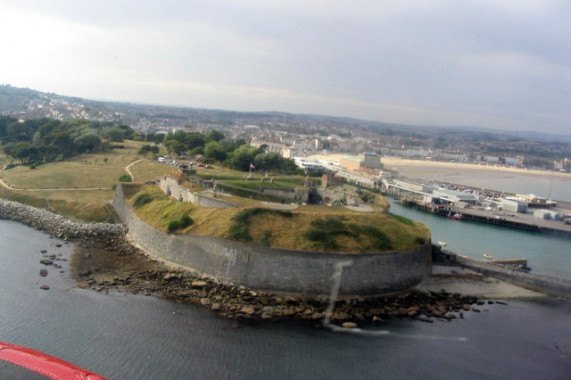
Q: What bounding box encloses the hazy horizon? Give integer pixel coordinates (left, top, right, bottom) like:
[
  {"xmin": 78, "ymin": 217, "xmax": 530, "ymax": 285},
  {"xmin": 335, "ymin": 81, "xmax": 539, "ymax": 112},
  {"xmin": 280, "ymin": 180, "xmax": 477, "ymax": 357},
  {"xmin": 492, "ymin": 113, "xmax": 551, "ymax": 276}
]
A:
[{"xmin": 1, "ymin": 1, "xmax": 569, "ymax": 135}]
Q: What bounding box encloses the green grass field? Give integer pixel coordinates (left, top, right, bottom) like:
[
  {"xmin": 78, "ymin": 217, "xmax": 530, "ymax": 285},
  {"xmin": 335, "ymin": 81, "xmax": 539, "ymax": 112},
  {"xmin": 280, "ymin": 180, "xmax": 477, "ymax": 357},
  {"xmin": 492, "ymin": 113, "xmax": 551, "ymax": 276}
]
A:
[
  {"xmin": 129, "ymin": 160, "xmax": 171, "ymax": 182},
  {"xmin": 0, "ymin": 140, "xmax": 153, "ymax": 222}
]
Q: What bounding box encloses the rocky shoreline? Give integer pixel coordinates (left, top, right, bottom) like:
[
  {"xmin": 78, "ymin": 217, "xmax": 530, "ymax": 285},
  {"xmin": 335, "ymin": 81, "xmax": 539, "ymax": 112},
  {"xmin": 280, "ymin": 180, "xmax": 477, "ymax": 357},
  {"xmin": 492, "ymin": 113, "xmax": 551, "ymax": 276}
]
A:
[
  {"xmin": 0, "ymin": 199, "xmax": 126, "ymax": 239},
  {"xmin": 72, "ymin": 232, "xmax": 491, "ymax": 327},
  {"xmin": 2, "ymin": 199, "xmax": 490, "ymax": 327}
]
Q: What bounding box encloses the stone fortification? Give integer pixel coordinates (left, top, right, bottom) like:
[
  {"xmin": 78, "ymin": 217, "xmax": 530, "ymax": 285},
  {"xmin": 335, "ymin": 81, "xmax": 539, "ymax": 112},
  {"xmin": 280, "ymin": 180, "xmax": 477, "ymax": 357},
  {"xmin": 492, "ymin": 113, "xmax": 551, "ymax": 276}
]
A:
[
  {"xmin": 0, "ymin": 199, "xmax": 126, "ymax": 239},
  {"xmin": 113, "ymin": 184, "xmax": 432, "ymax": 296},
  {"xmin": 159, "ymin": 176, "xmax": 238, "ymax": 208}
]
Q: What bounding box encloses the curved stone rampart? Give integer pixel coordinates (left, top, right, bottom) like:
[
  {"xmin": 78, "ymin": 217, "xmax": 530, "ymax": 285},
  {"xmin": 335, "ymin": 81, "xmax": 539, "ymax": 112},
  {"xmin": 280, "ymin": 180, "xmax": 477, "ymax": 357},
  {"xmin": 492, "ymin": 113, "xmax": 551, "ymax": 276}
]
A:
[{"xmin": 113, "ymin": 184, "xmax": 432, "ymax": 296}]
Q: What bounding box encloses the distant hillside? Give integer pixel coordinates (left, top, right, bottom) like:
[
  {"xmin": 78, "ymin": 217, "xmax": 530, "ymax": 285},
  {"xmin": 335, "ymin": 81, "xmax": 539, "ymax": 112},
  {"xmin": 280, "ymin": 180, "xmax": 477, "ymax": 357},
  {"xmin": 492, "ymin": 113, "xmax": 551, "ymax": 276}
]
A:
[{"xmin": 1, "ymin": 83, "xmax": 570, "ymax": 145}]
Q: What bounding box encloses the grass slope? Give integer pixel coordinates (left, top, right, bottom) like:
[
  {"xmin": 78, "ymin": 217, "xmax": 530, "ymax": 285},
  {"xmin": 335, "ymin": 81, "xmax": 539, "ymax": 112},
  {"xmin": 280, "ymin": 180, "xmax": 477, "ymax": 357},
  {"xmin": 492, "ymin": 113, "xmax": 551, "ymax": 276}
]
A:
[{"xmin": 127, "ymin": 185, "xmax": 430, "ymax": 253}]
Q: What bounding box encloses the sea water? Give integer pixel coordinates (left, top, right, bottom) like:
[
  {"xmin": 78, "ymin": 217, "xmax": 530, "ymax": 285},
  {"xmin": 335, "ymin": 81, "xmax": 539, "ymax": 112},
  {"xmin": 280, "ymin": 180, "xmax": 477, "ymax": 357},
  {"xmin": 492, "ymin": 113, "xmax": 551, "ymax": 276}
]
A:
[
  {"xmin": 1, "ymin": 219, "xmax": 570, "ymax": 379},
  {"xmin": 388, "ymin": 199, "xmax": 571, "ymax": 279}
]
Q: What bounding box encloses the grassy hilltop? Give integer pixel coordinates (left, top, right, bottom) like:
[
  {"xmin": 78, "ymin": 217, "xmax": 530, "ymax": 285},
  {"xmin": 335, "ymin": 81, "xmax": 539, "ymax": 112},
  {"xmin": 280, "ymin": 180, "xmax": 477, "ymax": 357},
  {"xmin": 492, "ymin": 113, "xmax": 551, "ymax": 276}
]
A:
[{"xmin": 124, "ymin": 182, "xmax": 429, "ymax": 253}]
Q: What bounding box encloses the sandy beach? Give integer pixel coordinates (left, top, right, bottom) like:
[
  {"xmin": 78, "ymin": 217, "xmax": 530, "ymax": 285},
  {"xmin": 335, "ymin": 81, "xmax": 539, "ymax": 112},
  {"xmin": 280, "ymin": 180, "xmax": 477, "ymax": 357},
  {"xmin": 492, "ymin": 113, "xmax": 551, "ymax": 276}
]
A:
[{"xmin": 308, "ymin": 153, "xmax": 570, "ymax": 179}]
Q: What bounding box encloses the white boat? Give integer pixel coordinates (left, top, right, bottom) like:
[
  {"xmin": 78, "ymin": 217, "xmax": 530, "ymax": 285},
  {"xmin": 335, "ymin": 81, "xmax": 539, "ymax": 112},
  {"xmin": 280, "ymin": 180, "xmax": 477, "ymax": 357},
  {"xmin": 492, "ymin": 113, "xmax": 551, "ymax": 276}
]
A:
[{"xmin": 483, "ymin": 253, "xmax": 493, "ymax": 259}]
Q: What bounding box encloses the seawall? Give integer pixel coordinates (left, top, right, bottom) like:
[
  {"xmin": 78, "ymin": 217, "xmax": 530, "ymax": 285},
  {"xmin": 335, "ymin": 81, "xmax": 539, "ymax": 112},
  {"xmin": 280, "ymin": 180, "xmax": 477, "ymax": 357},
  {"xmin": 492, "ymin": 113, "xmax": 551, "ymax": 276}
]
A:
[
  {"xmin": 0, "ymin": 199, "xmax": 126, "ymax": 239},
  {"xmin": 112, "ymin": 184, "xmax": 433, "ymax": 296}
]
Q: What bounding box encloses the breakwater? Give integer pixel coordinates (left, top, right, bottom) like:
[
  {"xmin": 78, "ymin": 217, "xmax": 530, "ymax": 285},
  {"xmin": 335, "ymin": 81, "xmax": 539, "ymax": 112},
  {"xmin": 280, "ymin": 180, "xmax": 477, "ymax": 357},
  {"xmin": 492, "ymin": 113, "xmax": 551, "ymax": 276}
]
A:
[
  {"xmin": 0, "ymin": 199, "xmax": 126, "ymax": 239},
  {"xmin": 112, "ymin": 184, "xmax": 433, "ymax": 296},
  {"xmin": 435, "ymin": 247, "xmax": 571, "ymax": 298}
]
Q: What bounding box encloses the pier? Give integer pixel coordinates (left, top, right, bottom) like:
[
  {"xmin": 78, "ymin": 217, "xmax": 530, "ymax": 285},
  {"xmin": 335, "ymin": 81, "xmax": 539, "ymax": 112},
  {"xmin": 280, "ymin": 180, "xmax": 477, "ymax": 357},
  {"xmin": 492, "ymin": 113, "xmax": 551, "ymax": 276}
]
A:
[
  {"xmin": 383, "ymin": 180, "xmax": 571, "ymax": 239},
  {"xmin": 432, "ymin": 246, "xmax": 571, "ymax": 298},
  {"xmin": 412, "ymin": 201, "xmax": 571, "ymax": 238}
]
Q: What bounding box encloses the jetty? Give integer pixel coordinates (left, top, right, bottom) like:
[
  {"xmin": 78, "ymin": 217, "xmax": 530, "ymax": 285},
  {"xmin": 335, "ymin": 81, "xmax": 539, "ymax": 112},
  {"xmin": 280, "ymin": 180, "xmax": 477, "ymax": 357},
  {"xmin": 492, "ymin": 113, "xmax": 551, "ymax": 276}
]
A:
[
  {"xmin": 433, "ymin": 246, "xmax": 571, "ymax": 298},
  {"xmin": 382, "ymin": 177, "xmax": 571, "ymax": 238},
  {"xmin": 410, "ymin": 201, "xmax": 571, "ymax": 238}
]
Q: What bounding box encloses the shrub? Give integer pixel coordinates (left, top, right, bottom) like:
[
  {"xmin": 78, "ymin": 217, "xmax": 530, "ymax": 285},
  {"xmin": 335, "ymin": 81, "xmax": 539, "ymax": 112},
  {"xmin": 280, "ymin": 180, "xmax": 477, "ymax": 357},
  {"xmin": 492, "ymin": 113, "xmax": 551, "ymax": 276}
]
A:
[
  {"xmin": 167, "ymin": 214, "xmax": 194, "ymax": 233},
  {"xmin": 133, "ymin": 193, "xmax": 157, "ymax": 208},
  {"xmin": 305, "ymin": 216, "xmax": 393, "ymax": 251},
  {"xmin": 228, "ymin": 208, "xmax": 293, "ymax": 242},
  {"xmin": 119, "ymin": 174, "xmax": 132, "ymax": 182}
]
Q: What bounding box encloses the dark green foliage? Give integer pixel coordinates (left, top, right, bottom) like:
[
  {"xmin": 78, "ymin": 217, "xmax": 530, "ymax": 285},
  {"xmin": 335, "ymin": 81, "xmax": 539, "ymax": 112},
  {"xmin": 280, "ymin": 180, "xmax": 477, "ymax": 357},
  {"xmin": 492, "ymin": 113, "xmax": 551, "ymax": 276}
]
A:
[
  {"xmin": 138, "ymin": 144, "xmax": 159, "ymax": 157},
  {"xmin": 252, "ymin": 152, "xmax": 299, "ymax": 173},
  {"xmin": 118, "ymin": 174, "xmax": 132, "ymax": 182},
  {"xmin": 204, "ymin": 141, "xmax": 227, "ymax": 161},
  {"xmin": 133, "ymin": 192, "xmax": 163, "ymax": 208},
  {"xmin": 260, "ymin": 230, "xmax": 272, "ymax": 246},
  {"xmin": 351, "ymin": 225, "xmax": 393, "ymax": 251},
  {"xmin": 205, "ymin": 130, "xmax": 225, "ymax": 142},
  {"xmin": 229, "ymin": 208, "xmax": 293, "ymax": 241},
  {"xmin": 305, "ymin": 217, "xmax": 393, "ymax": 251},
  {"xmin": 304, "ymin": 217, "xmax": 353, "ymax": 249},
  {"xmin": 0, "ymin": 117, "xmax": 134, "ymax": 165},
  {"xmin": 389, "ymin": 213, "xmax": 414, "ymax": 226},
  {"xmin": 167, "ymin": 214, "xmax": 194, "ymax": 233},
  {"xmin": 224, "ymin": 145, "xmax": 264, "ymax": 171}
]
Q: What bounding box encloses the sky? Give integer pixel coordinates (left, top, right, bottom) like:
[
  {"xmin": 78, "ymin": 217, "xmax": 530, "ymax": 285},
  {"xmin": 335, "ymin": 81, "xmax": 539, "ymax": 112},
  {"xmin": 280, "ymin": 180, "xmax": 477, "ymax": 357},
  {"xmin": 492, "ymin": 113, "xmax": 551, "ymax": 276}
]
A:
[{"xmin": 0, "ymin": 0, "xmax": 569, "ymax": 135}]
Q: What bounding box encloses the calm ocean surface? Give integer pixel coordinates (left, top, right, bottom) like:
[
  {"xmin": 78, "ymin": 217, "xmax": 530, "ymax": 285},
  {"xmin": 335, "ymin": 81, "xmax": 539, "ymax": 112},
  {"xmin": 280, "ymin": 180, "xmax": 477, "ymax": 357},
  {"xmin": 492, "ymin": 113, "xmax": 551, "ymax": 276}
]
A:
[
  {"xmin": 1, "ymin": 198, "xmax": 571, "ymax": 379},
  {"xmin": 389, "ymin": 199, "xmax": 571, "ymax": 279}
]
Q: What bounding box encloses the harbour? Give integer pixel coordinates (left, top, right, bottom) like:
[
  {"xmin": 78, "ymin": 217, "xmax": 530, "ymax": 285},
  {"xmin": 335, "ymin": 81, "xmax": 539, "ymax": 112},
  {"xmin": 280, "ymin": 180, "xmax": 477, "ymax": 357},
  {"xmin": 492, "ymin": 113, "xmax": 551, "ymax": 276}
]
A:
[{"xmin": 383, "ymin": 176, "xmax": 571, "ymax": 238}]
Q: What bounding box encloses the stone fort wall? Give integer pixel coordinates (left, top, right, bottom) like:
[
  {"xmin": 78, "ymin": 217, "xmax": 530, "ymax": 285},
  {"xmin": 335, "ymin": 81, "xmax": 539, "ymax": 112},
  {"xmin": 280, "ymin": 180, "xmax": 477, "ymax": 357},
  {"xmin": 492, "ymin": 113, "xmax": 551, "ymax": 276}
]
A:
[
  {"xmin": 159, "ymin": 176, "xmax": 239, "ymax": 208},
  {"xmin": 113, "ymin": 184, "xmax": 432, "ymax": 296}
]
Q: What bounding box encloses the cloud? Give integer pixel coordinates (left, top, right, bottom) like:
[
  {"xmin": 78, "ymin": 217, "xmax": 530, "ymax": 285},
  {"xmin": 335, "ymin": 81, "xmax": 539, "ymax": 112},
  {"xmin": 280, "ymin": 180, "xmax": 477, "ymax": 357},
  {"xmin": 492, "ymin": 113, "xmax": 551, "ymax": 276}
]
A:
[{"xmin": 0, "ymin": 0, "xmax": 569, "ymax": 134}]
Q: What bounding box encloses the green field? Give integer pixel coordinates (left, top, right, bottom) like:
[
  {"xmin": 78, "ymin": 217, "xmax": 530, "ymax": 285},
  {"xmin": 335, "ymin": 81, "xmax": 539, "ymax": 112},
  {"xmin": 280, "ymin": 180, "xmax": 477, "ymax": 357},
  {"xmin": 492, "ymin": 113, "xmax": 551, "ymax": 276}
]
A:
[{"xmin": 0, "ymin": 140, "xmax": 153, "ymax": 222}]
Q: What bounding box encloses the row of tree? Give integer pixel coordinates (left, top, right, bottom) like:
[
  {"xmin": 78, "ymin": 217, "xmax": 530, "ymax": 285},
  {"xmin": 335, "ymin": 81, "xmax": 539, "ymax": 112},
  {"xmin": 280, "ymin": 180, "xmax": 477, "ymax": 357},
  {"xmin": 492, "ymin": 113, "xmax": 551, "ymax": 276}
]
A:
[
  {"xmin": 0, "ymin": 116, "xmax": 299, "ymax": 173},
  {"xmin": 160, "ymin": 129, "xmax": 299, "ymax": 173},
  {"xmin": 0, "ymin": 116, "xmax": 134, "ymax": 165}
]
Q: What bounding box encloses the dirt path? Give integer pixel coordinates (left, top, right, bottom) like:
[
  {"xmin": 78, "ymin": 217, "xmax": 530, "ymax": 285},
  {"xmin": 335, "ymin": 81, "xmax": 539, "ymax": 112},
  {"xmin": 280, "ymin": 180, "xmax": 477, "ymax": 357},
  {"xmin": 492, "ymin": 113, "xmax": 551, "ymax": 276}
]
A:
[{"xmin": 124, "ymin": 159, "xmax": 145, "ymax": 181}]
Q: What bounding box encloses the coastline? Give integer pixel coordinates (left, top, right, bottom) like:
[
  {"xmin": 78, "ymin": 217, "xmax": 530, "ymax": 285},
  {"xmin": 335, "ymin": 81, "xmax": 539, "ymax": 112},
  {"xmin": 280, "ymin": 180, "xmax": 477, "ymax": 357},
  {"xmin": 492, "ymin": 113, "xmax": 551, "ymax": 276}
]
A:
[
  {"xmin": 0, "ymin": 197, "xmax": 551, "ymax": 327},
  {"xmin": 308, "ymin": 153, "xmax": 570, "ymax": 178}
]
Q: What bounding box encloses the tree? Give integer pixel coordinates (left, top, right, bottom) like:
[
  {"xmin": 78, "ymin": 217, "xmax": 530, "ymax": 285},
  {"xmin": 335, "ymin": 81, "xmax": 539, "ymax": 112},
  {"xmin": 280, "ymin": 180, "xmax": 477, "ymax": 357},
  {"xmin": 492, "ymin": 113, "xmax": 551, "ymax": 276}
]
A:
[
  {"xmin": 206, "ymin": 130, "xmax": 225, "ymax": 142},
  {"xmin": 224, "ymin": 145, "xmax": 263, "ymax": 171},
  {"xmin": 74, "ymin": 134, "xmax": 102, "ymax": 153},
  {"xmin": 139, "ymin": 145, "xmax": 152, "ymax": 157},
  {"xmin": 204, "ymin": 141, "xmax": 227, "ymax": 162},
  {"xmin": 100, "ymin": 127, "xmax": 126, "ymax": 142},
  {"xmin": 139, "ymin": 145, "xmax": 159, "ymax": 157},
  {"xmin": 254, "ymin": 152, "xmax": 298, "ymax": 173},
  {"xmin": 164, "ymin": 139, "xmax": 186, "ymax": 155},
  {"xmin": 6, "ymin": 142, "xmax": 40, "ymax": 164}
]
